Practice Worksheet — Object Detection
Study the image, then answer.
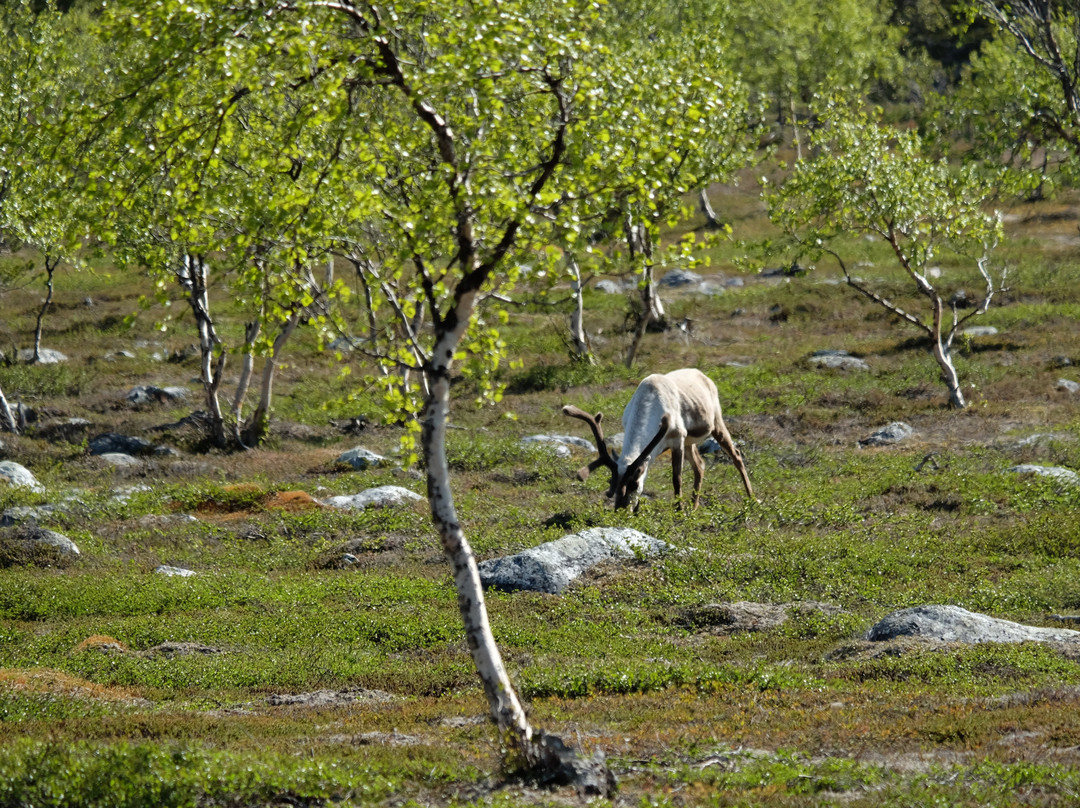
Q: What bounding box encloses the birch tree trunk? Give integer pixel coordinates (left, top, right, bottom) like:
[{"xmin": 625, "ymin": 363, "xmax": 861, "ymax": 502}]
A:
[
  {"xmin": 699, "ymin": 187, "xmax": 721, "ymax": 230},
  {"xmin": 930, "ymin": 296, "xmax": 967, "ymax": 408},
  {"xmin": 0, "ymin": 383, "xmax": 17, "ymax": 434},
  {"xmin": 567, "ymin": 258, "xmax": 593, "ymax": 363},
  {"xmin": 179, "ymin": 253, "xmax": 228, "ymax": 448},
  {"xmin": 242, "ymin": 311, "xmax": 301, "ymax": 447},
  {"xmin": 31, "ymin": 255, "xmax": 59, "ymax": 364}
]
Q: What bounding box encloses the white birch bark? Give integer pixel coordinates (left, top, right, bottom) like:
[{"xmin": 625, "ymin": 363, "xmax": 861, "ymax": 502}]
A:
[{"xmin": 421, "ymin": 285, "xmax": 534, "ymax": 750}]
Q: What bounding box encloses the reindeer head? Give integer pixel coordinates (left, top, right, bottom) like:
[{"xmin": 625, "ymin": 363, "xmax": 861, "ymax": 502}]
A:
[
  {"xmin": 561, "ymin": 405, "xmax": 619, "ymax": 497},
  {"xmin": 563, "ymin": 405, "xmax": 670, "ymax": 511}
]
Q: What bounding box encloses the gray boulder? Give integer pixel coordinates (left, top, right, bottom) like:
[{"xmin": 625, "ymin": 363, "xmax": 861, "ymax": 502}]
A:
[
  {"xmin": 520, "ymin": 434, "xmax": 595, "ymax": 457},
  {"xmin": 336, "ymin": 447, "xmax": 386, "ymax": 470},
  {"xmin": 478, "ymin": 527, "xmax": 673, "ymax": 594},
  {"xmin": 868, "ymin": 605, "xmax": 1080, "ymax": 645},
  {"xmin": 859, "ymin": 422, "xmax": 914, "ymax": 447},
  {"xmin": 0, "ymin": 461, "xmax": 44, "ymax": 493},
  {"xmin": 17, "ymin": 348, "xmax": 68, "ymax": 364},
  {"xmin": 594, "ymin": 279, "xmax": 626, "ymax": 294},
  {"xmin": 97, "ymin": 452, "xmax": 143, "ymax": 468},
  {"xmin": 155, "ymin": 565, "xmax": 196, "ymax": 577},
  {"xmin": 1057, "ymin": 379, "xmax": 1080, "ymax": 394},
  {"xmin": 962, "ymin": 326, "xmax": 998, "ymax": 337},
  {"xmin": 126, "ymin": 385, "xmax": 189, "ymax": 406},
  {"xmin": 9, "ymin": 526, "xmax": 80, "ymax": 556},
  {"xmin": 322, "ymin": 486, "xmax": 423, "ymax": 510},
  {"xmin": 808, "ymin": 350, "xmax": 870, "ymax": 372},
  {"xmin": 659, "ymin": 269, "xmax": 703, "ymax": 288},
  {"xmin": 1, "ymin": 505, "xmax": 59, "ymax": 526},
  {"xmin": 89, "ymin": 433, "xmax": 155, "ymax": 456},
  {"xmin": 1009, "ymin": 464, "xmax": 1079, "ymax": 486},
  {"xmin": 35, "ymin": 418, "xmax": 93, "ymax": 443}
]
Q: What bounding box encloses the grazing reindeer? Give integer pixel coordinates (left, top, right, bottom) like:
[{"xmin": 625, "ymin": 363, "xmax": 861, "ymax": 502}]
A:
[{"xmin": 563, "ymin": 368, "xmax": 754, "ymax": 510}]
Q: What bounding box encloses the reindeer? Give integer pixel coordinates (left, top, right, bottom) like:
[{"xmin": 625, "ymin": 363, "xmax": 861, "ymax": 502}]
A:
[{"xmin": 563, "ymin": 368, "xmax": 754, "ymax": 510}]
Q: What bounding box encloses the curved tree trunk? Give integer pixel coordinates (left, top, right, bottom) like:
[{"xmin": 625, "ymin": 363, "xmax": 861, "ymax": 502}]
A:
[
  {"xmin": 422, "ymin": 284, "xmax": 534, "ymax": 750},
  {"xmin": 31, "ymin": 255, "xmax": 59, "ymax": 364},
  {"xmin": 931, "ymin": 296, "xmax": 967, "ymax": 408}
]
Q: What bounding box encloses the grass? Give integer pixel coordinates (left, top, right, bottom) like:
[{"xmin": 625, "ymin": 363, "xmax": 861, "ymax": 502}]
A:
[{"xmin": 3, "ymin": 186, "xmax": 1080, "ymax": 805}]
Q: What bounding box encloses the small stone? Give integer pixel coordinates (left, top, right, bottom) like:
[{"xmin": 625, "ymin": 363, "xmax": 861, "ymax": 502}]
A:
[
  {"xmin": 962, "ymin": 325, "xmax": 998, "ymax": 337},
  {"xmin": 1056, "ymin": 379, "xmax": 1080, "ymax": 394}
]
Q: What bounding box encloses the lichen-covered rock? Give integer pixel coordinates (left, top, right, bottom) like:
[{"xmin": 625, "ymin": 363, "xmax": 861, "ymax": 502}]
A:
[
  {"xmin": 0, "ymin": 461, "xmax": 44, "ymax": 493},
  {"xmin": 1009, "ymin": 464, "xmax": 1079, "ymax": 486},
  {"xmin": 336, "ymin": 446, "xmax": 386, "ymax": 470},
  {"xmin": 859, "ymin": 422, "xmax": 914, "ymax": 447},
  {"xmin": 478, "ymin": 527, "xmax": 673, "ymax": 594},
  {"xmin": 322, "ymin": 486, "xmax": 423, "ymax": 510},
  {"xmin": 126, "ymin": 385, "xmax": 190, "ymax": 406},
  {"xmin": 155, "ymin": 565, "xmax": 196, "ymax": 577},
  {"xmin": 868, "ymin": 605, "xmax": 1080, "ymax": 644},
  {"xmin": 807, "ymin": 350, "xmax": 870, "ymax": 372},
  {"xmin": 89, "ymin": 433, "xmax": 155, "ymax": 456},
  {"xmin": 520, "ymin": 434, "xmax": 595, "ymax": 457}
]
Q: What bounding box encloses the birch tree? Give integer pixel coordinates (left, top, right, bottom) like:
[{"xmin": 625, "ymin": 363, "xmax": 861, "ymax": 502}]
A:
[
  {"xmin": 768, "ymin": 104, "xmax": 1006, "ymax": 408},
  {"xmin": 77, "ymin": 0, "xmax": 752, "ymax": 787}
]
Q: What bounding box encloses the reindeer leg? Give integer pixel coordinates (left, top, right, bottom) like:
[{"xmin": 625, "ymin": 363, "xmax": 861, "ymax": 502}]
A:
[
  {"xmin": 671, "ymin": 443, "xmax": 684, "ymax": 509},
  {"xmin": 714, "ymin": 422, "xmax": 755, "ymax": 501},
  {"xmin": 689, "ymin": 442, "xmax": 705, "ymax": 510}
]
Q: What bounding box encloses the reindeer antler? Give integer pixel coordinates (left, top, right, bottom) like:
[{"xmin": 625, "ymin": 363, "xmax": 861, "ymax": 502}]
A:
[{"xmin": 561, "ymin": 405, "xmax": 619, "ymax": 482}]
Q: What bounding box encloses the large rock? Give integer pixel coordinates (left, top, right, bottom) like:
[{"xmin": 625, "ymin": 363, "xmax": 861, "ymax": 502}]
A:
[
  {"xmin": 89, "ymin": 433, "xmax": 155, "ymax": 456},
  {"xmin": 1009, "ymin": 464, "xmax": 1079, "ymax": 486},
  {"xmin": 35, "ymin": 418, "xmax": 93, "ymax": 443},
  {"xmin": 659, "ymin": 269, "xmax": 703, "ymax": 288},
  {"xmin": 336, "ymin": 447, "xmax": 386, "ymax": 470},
  {"xmin": 807, "ymin": 350, "xmax": 870, "ymax": 372},
  {"xmin": 17, "ymin": 348, "xmax": 68, "ymax": 364},
  {"xmin": 126, "ymin": 386, "xmax": 190, "ymax": 406},
  {"xmin": 322, "ymin": 486, "xmax": 423, "ymax": 510},
  {"xmin": 0, "ymin": 461, "xmax": 44, "ymax": 493},
  {"xmin": 0, "ymin": 525, "xmax": 80, "ymax": 566},
  {"xmin": 520, "ymin": 434, "xmax": 595, "ymax": 457},
  {"xmin": 867, "ymin": 605, "xmax": 1080, "ymax": 644},
  {"xmin": 478, "ymin": 527, "xmax": 673, "ymax": 594},
  {"xmin": 859, "ymin": 422, "xmax": 914, "ymax": 447}
]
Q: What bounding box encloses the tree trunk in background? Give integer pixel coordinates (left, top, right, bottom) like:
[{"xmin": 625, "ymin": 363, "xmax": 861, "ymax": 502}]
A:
[
  {"xmin": 624, "ymin": 221, "xmax": 664, "ymax": 368},
  {"xmin": 31, "ymin": 255, "xmax": 59, "ymax": 364},
  {"xmin": 699, "ymin": 187, "xmax": 722, "ymax": 229},
  {"xmin": 178, "ymin": 253, "xmax": 227, "ymax": 448},
  {"xmin": 567, "ymin": 258, "xmax": 593, "ymax": 363},
  {"xmin": 242, "ymin": 311, "xmax": 301, "ymax": 447},
  {"xmin": 0, "ymin": 383, "xmax": 17, "ymax": 434},
  {"xmin": 931, "ymin": 296, "xmax": 967, "ymax": 408}
]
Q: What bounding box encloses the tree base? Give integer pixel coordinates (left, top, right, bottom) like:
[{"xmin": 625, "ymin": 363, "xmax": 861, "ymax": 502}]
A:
[{"xmin": 515, "ymin": 730, "xmax": 617, "ymax": 798}]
